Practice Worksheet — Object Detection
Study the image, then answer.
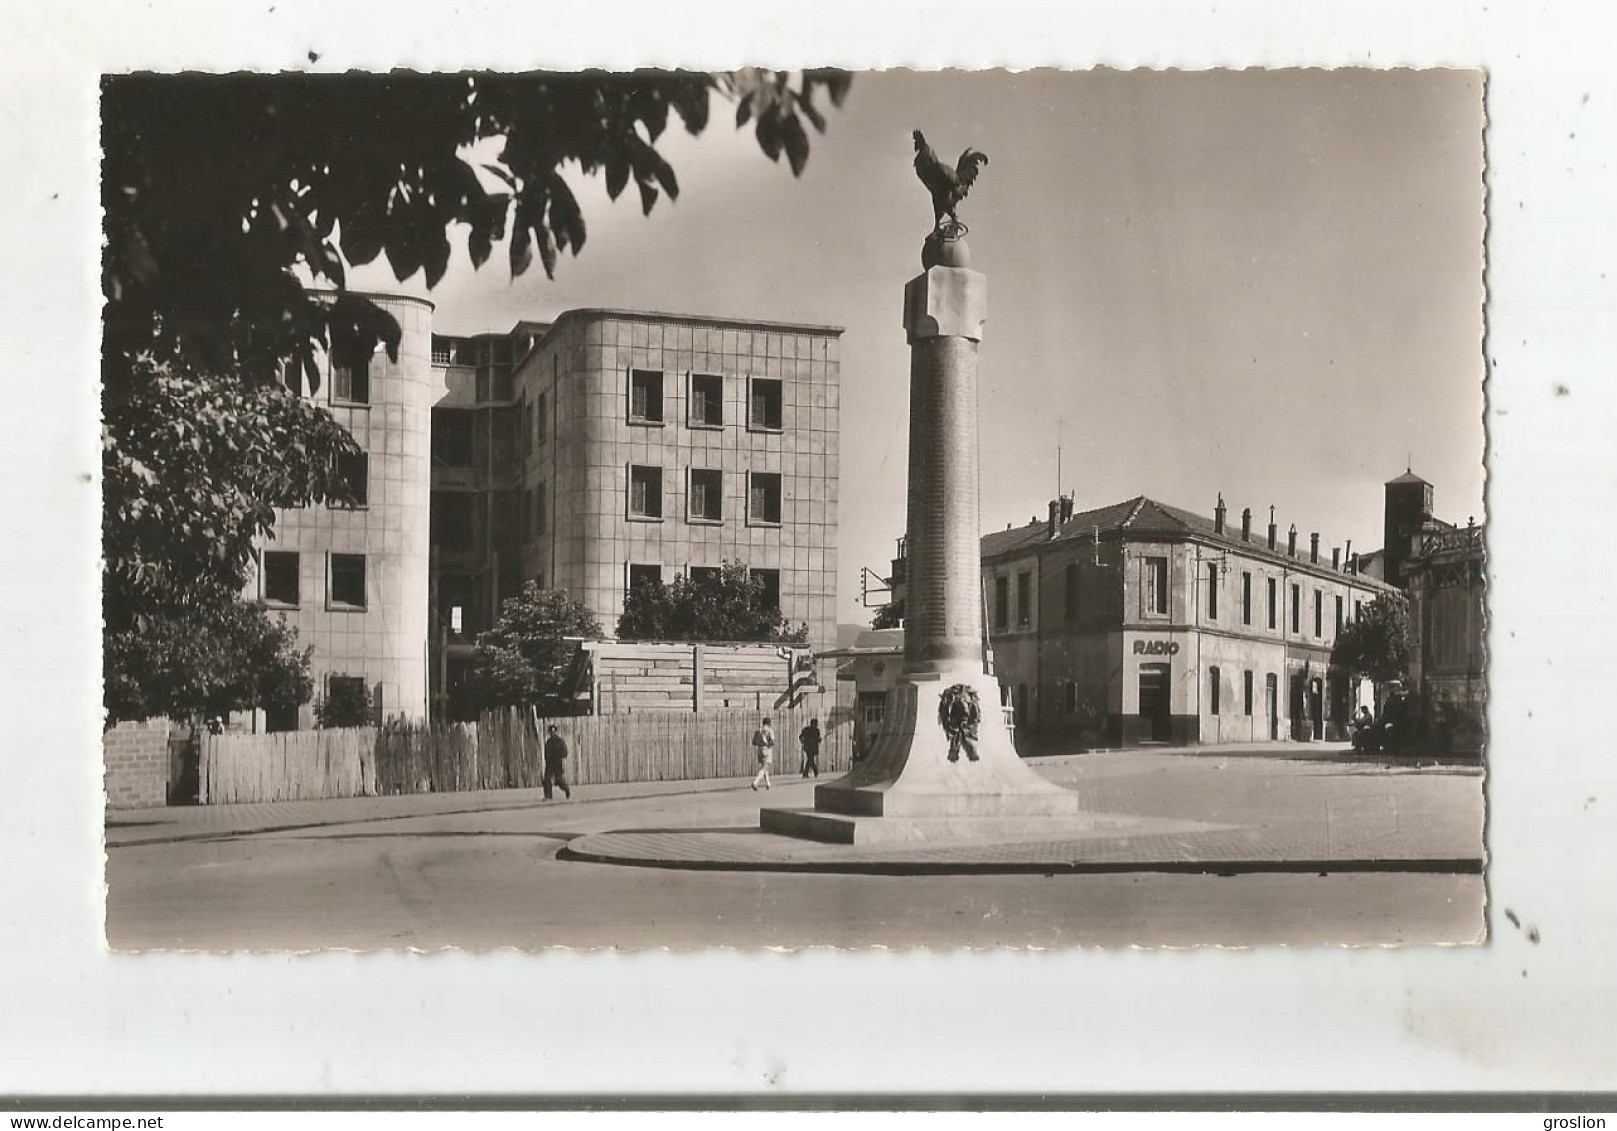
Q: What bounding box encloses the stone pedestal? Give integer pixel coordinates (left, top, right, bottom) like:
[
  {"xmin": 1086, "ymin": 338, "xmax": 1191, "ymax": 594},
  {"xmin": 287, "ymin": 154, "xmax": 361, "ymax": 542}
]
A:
[{"xmin": 761, "ymin": 235, "xmax": 1087, "ymax": 846}]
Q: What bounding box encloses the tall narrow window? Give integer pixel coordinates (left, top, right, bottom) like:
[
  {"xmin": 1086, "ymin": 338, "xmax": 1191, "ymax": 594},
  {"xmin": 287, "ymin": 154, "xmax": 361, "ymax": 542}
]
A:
[
  {"xmin": 749, "ymin": 378, "xmax": 784, "ymax": 431},
  {"xmin": 1016, "ymin": 571, "xmax": 1032, "ymax": 628},
  {"xmin": 1206, "ymin": 561, "xmax": 1219, "ymax": 620},
  {"xmin": 629, "ymin": 369, "xmax": 664, "ymax": 423},
  {"xmin": 1241, "ymin": 571, "xmax": 1252, "ymax": 626},
  {"xmin": 1145, "ymin": 556, "xmax": 1169, "ymax": 615},
  {"xmin": 750, "ymin": 568, "xmax": 781, "ymax": 611},
  {"xmin": 1065, "ymin": 562, "xmax": 1081, "ymax": 623},
  {"xmin": 1243, "ymin": 670, "xmax": 1254, "ymax": 716},
  {"xmin": 1354, "ymin": 598, "xmax": 1363, "ymax": 621},
  {"xmin": 520, "ymin": 397, "xmax": 532, "ymax": 456},
  {"xmin": 331, "ymin": 357, "xmax": 371, "ymax": 405},
  {"xmin": 1267, "ymin": 576, "xmax": 1277, "ymax": 630},
  {"xmin": 747, "ymin": 471, "xmax": 782, "ymax": 525},
  {"xmin": 1209, "ymin": 666, "xmax": 1221, "ymax": 715},
  {"xmin": 1335, "ymin": 594, "xmax": 1344, "ymax": 636},
  {"xmin": 263, "ymin": 551, "xmax": 300, "ymax": 607},
  {"xmin": 994, "ymin": 575, "xmax": 1009, "ymax": 631},
  {"xmin": 536, "ymin": 391, "xmax": 548, "ymax": 443},
  {"xmin": 333, "ymin": 451, "xmax": 368, "ymax": 508},
  {"xmin": 1313, "ymin": 589, "xmax": 1323, "ymax": 637},
  {"xmin": 689, "ymin": 468, "xmax": 724, "ymax": 522},
  {"xmin": 689, "ymin": 373, "xmax": 724, "ymax": 427},
  {"xmin": 329, "ymin": 553, "xmax": 367, "ymax": 610},
  {"xmin": 628, "ymin": 465, "xmax": 663, "ymax": 520},
  {"xmin": 1291, "ymin": 583, "xmax": 1301, "ymax": 634}
]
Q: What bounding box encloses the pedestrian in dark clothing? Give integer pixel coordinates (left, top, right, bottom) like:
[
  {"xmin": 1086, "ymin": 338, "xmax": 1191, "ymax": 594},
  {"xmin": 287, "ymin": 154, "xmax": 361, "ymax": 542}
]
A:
[
  {"xmin": 799, "ymin": 718, "xmax": 822, "ymax": 778},
  {"xmin": 542, "ymin": 724, "xmax": 571, "ymax": 801}
]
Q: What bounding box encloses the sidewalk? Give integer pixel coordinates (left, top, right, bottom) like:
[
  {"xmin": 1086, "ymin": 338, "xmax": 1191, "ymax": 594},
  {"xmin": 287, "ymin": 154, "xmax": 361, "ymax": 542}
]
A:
[{"xmin": 105, "ymin": 774, "xmax": 766, "ymax": 848}]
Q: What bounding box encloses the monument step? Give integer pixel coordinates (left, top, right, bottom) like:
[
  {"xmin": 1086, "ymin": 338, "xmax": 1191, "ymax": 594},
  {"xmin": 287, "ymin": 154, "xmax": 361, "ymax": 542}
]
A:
[{"xmin": 759, "ymin": 806, "xmax": 1104, "ymax": 847}]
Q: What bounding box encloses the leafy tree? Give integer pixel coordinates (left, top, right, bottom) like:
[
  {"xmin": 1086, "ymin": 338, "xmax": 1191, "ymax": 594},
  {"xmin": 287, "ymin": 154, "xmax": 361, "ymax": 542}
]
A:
[
  {"xmin": 104, "ymin": 601, "xmax": 314, "ymax": 726},
  {"xmin": 102, "ymin": 357, "xmax": 361, "ymax": 633},
  {"xmin": 101, "ymin": 70, "xmax": 852, "ymax": 392},
  {"xmin": 313, "ymin": 679, "xmax": 374, "ymax": 729},
  {"xmin": 1332, "ymin": 593, "xmax": 1412, "ymax": 686},
  {"xmin": 871, "ymin": 599, "xmax": 904, "ymax": 630},
  {"xmin": 464, "ymin": 583, "xmax": 605, "ymax": 715},
  {"xmin": 617, "ymin": 561, "xmax": 809, "ymax": 644}
]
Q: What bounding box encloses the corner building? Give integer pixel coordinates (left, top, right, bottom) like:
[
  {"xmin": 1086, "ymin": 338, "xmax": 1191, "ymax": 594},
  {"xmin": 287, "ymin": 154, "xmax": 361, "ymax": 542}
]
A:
[
  {"xmin": 430, "ymin": 310, "xmax": 843, "ymax": 714},
  {"xmin": 974, "ymin": 495, "xmax": 1399, "ymax": 749}
]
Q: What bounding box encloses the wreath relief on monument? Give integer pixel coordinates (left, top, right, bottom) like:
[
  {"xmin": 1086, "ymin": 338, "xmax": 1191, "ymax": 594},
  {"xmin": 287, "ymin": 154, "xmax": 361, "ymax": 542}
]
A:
[{"xmin": 938, "ymin": 684, "xmax": 982, "ymax": 763}]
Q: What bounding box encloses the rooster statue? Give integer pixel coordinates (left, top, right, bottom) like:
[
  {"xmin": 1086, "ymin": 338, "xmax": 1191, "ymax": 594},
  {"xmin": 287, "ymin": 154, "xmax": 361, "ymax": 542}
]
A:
[{"xmin": 912, "ymin": 129, "xmax": 989, "ymax": 235}]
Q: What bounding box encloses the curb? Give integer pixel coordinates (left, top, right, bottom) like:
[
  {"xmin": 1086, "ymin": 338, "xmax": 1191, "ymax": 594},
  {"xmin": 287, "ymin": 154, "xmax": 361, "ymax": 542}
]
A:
[{"xmin": 556, "ymin": 844, "xmax": 1486, "ymax": 878}]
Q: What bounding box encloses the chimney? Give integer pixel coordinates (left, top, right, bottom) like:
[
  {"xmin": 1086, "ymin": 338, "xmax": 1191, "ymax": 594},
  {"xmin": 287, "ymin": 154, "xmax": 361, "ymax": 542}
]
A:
[
  {"xmin": 1350, "ymin": 552, "xmax": 1360, "ymax": 574},
  {"xmin": 1048, "ymin": 499, "xmax": 1061, "ymax": 541},
  {"xmin": 1060, "ymin": 494, "xmax": 1074, "ymax": 523},
  {"xmin": 1310, "ymin": 532, "xmax": 1320, "ymax": 564},
  {"xmin": 1241, "ymin": 507, "xmax": 1252, "ymax": 542},
  {"xmin": 1287, "ymin": 524, "xmax": 1297, "ymax": 557},
  {"xmin": 1267, "ymin": 506, "xmax": 1278, "ymax": 551},
  {"xmin": 1214, "ymin": 493, "xmax": 1227, "ymax": 535},
  {"xmin": 1332, "ymin": 547, "xmax": 1341, "ymax": 571}
]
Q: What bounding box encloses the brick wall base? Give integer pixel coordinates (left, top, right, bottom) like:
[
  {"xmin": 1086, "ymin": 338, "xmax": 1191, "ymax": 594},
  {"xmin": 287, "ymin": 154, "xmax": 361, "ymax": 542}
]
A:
[{"xmin": 104, "ymin": 718, "xmax": 172, "ymax": 809}]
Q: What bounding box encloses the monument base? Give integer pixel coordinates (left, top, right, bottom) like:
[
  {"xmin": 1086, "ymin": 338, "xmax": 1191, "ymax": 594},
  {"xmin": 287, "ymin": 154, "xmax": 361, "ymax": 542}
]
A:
[{"xmin": 760, "ymin": 668, "xmax": 1087, "ymax": 844}]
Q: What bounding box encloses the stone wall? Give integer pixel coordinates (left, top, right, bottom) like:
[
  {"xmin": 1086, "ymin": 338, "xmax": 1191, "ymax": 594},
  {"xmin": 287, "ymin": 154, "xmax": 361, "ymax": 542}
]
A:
[{"xmin": 103, "ymin": 718, "xmax": 171, "ymax": 809}]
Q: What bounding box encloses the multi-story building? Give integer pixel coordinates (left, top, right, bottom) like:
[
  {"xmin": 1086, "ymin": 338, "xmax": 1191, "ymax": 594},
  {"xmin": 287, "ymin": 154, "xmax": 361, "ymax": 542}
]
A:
[
  {"xmin": 247, "ymin": 296, "xmax": 842, "ymax": 730},
  {"xmin": 428, "ymin": 308, "xmax": 844, "ymax": 718},
  {"xmin": 875, "ymin": 493, "xmax": 1397, "ymax": 750},
  {"xmin": 250, "ymin": 292, "xmax": 436, "ymax": 730}
]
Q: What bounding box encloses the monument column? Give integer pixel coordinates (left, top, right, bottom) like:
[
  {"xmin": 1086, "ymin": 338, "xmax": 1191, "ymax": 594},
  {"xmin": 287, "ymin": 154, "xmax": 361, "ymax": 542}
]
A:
[{"xmin": 902, "ymin": 240, "xmax": 989, "ymax": 673}]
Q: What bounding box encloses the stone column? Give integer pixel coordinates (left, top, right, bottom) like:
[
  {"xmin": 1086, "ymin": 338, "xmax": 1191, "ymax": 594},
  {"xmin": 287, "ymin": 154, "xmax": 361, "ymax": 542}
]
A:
[{"xmin": 901, "ymin": 250, "xmax": 988, "ymax": 673}]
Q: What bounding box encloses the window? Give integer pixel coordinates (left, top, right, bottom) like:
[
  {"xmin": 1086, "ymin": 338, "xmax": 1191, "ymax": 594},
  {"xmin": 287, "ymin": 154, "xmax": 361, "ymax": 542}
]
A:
[
  {"xmin": 536, "ymin": 391, "xmax": 548, "ymax": 443},
  {"xmin": 521, "ymin": 398, "xmax": 532, "ymax": 456},
  {"xmin": 1241, "ymin": 571, "xmax": 1252, "ymax": 626},
  {"xmin": 1313, "ymin": 590, "xmax": 1323, "ymax": 637},
  {"xmin": 263, "ymin": 551, "xmax": 300, "ymax": 606},
  {"xmin": 994, "ymin": 575, "xmax": 1009, "ymax": 631},
  {"xmin": 334, "ymin": 450, "xmax": 368, "ymax": 508},
  {"xmin": 1065, "ymin": 563, "xmax": 1081, "ymax": 623},
  {"xmin": 689, "ymin": 468, "xmax": 724, "ymax": 522},
  {"xmin": 689, "ymin": 373, "xmax": 724, "ymax": 427},
  {"xmin": 751, "ymin": 568, "xmax": 781, "ymax": 611},
  {"xmin": 1267, "ymin": 577, "xmax": 1277, "ymax": 630},
  {"xmin": 1209, "ymin": 666, "xmax": 1221, "ymax": 715},
  {"xmin": 629, "ymin": 369, "xmax": 664, "ymax": 424},
  {"xmin": 432, "ymin": 493, "xmax": 474, "ymax": 551},
  {"xmin": 858, "ymin": 691, "xmax": 887, "ymax": 741},
  {"xmin": 1016, "ymin": 571, "xmax": 1032, "ymax": 628},
  {"xmin": 1291, "ymin": 583, "xmax": 1301, "ymax": 634},
  {"xmin": 1145, "ymin": 556, "xmax": 1169, "ymax": 615},
  {"xmin": 749, "ymin": 377, "xmax": 783, "ymax": 431},
  {"xmin": 331, "ymin": 357, "xmax": 370, "ymax": 405},
  {"xmin": 327, "ymin": 675, "xmax": 367, "ymax": 721},
  {"xmin": 627, "ymin": 563, "xmax": 662, "ymax": 594},
  {"xmin": 431, "ymin": 336, "xmax": 454, "ymax": 365},
  {"xmin": 689, "ymin": 565, "xmax": 721, "ymax": 586},
  {"xmin": 265, "ymin": 701, "xmax": 299, "ymax": 733},
  {"xmin": 1354, "ymin": 598, "xmax": 1363, "ymax": 622},
  {"xmin": 534, "ymin": 484, "xmax": 546, "ymax": 536},
  {"xmin": 748, "ymin": 471, "xmax": 782, "ymax": 525},
  {"xmin": 1206, "ymin": 561, "xmax": 1219, "ymax": 620},
  {"xmin": 432, "ymin": 410, "xmax": 474, "ymax": 468},
  {"xmin": 329, "ymin": 553, "xmax": 366, "ymax": 610},
  {"xmin": 1243, "ymin": 670, "xmax": 1254, "ymax": 716},
  {"xmin": 1335, "ymin": 594, "xmax": 1344, "ymax": 635},
  {"xmin": 628, "ymin": 465, "xmax": 663, "ymax": 520}
]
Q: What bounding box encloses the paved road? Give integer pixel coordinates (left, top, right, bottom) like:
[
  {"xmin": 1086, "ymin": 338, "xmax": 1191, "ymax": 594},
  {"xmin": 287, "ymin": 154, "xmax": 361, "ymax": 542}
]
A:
[{"xmin": 106, "ymin": 751, "xmax": 1485, "ymax": 950}]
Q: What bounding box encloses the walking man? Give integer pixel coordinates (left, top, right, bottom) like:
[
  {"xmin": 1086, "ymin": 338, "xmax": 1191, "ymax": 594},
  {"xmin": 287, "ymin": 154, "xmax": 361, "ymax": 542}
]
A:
[
  {"xmin": 799, "ymin": 717, "xmax": 822, "ymax": 778},
  {"xmin": 542, "ymin": 724, "xmax": 572, "ymax": 801},
  {"xmin": 750, "ymin": 717, "xmax": 776, "ymax": 791}
]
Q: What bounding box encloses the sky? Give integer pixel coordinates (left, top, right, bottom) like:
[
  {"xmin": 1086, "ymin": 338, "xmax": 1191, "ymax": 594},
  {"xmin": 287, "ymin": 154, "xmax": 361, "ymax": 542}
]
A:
[{"xmin": 352, "ymin": 68, "xmax": 1487, "ymax": 627}]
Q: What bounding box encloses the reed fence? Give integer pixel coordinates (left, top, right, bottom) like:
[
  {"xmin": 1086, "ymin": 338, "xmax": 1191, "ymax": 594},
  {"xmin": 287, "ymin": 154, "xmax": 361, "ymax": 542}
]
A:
[{"xmin": 200, "ymin": 707, "xmax": 850, "ymax": 805}]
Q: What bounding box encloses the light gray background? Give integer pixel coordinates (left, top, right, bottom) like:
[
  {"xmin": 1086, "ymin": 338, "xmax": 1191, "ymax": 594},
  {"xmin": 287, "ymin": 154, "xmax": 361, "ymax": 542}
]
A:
[{"xmin": 2, "ymin": 0, "xmax": 1613, "ymax": 1096}]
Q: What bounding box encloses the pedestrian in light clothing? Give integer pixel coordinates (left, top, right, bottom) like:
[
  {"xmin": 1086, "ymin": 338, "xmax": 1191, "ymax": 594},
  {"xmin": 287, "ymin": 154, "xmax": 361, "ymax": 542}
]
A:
[
  {"xmin": 750, "ymin": 717, "xmax": 776, "ymax": 791},
  {"xmin": 799, "ymin": 717, "xmax": 822, "ymax": 778},
  {"xmin": 542, "ymin": 724, "xmax": 571, "ymax": 801}
]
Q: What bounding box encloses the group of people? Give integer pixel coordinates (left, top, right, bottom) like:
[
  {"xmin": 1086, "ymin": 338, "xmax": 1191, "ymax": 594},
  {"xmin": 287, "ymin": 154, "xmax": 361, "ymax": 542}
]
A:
[
  {"xmin": 540, "ymin": 716, "xmax": 829, "ymax": 801},
  {"xmin": 1349, "ymin": 679, "xmax": 1413, "ymax": 754},
  {"xmin": 749, "ymin": 716, "xmax": 823, "ymax": 791}
]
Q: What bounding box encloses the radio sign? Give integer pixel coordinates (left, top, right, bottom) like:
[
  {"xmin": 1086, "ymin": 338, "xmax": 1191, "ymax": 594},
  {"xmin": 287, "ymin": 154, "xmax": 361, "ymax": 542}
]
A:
[{"xmin": 1133, "ymin": 639, "xmax": 1180, "ymax": 656}]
